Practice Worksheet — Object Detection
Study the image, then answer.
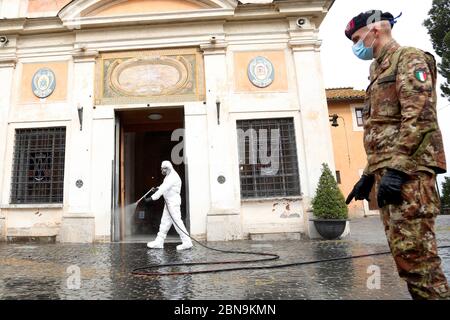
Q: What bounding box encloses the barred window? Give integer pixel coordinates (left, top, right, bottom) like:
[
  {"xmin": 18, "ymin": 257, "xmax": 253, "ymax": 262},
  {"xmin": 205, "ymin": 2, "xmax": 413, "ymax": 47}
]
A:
[
  {"xmin": 10, "ymin": 127, "xmax": 66, "ymax": 204},
  {"xmin": 237, "ymin": 118, "xmax": 301, "ymax": 199},
  {"xmin": 336, "ymin": 171, "xmax": 341, "ymax": 184},
  {"xmin": 355, "ymin": 108, "xmax": 364, "ymax": 127}
]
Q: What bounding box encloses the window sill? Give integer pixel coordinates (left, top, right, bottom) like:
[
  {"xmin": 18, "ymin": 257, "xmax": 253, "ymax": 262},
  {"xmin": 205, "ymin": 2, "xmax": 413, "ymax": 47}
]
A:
[
  {"xmin": 1, "ymin": 204, "xmax": 63, "ymax": 209},
  {"xmin": 241, "ymin": 196, "xmax": 303, "ymax": 203}
]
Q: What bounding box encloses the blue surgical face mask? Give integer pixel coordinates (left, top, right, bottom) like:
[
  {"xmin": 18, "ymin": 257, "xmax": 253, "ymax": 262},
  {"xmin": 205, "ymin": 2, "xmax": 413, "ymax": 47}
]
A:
[{"xmin": 352, "ymin": 29, "xmax": 376, "ymax": 60}]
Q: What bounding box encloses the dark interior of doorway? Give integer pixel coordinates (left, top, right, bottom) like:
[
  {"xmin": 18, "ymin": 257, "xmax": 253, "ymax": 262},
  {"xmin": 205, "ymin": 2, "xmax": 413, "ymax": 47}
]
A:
[{"xmin": 118, "ymin": 107, "xmax": 187, "ymax": 242}]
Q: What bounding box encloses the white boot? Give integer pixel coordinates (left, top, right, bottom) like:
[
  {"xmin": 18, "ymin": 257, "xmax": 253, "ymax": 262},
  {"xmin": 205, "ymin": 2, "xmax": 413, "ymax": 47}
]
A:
[
  {"xmin": 176, "ymin": 240, "xmax": 193, "ymax": 251},
  {"xmin": 147, "ymin": 236, "xmax": 164, "ymax": 249}
]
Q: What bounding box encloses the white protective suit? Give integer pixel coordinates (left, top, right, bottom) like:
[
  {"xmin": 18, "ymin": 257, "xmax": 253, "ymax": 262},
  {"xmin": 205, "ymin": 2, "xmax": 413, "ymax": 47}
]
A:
[{"xmin": 147, "ymin": 161, "xmax": 193, "ymax": 250}]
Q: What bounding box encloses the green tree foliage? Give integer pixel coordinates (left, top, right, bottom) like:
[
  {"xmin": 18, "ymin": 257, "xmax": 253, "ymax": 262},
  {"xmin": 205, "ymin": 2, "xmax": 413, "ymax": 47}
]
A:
[
  {"xmin": 424, "ymin": 0, "xmax": 450, "ymax": 101},
  {"xmin": 311, "ymin": 163, "xmax": 348, "ymax": 219},
  {"xmin": 441, "ymin": 177, "xmax": 450, "ymax": 212}
]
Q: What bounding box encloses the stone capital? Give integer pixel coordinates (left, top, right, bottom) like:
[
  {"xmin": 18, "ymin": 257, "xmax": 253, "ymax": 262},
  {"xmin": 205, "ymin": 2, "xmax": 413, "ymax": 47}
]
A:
[
  {"xmin": 72, "ymin": 48, "xmax": 99, "ymax": 63},
  {"xmin": 0, "ymin": 55, "xmax": 17, "ymax": 68},
  {"xmin": 289, "ymin": 39, "xmax": 322, "ymax": 52},
  {"xmin": 200, "ymin": 42, "xmax": 228, "ymax": 56}
]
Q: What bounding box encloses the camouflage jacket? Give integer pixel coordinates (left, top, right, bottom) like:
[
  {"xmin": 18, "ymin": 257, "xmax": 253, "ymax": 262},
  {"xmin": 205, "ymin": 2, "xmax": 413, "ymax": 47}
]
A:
[{"xmin": 363, "ymin": 40, "xmax": 447, "ymax": 175}]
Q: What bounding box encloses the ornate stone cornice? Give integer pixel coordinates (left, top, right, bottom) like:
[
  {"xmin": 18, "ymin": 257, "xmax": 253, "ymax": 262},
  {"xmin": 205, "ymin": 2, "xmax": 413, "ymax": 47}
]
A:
[{"xmin": 59, "ymin": 0, "xmax": 236, "ymax": 29}]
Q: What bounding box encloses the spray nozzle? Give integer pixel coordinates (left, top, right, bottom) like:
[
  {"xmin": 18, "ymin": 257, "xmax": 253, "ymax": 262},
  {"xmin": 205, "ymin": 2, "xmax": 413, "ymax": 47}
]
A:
[{"xmin": 136, "ymin": 187, "xmax": 157, "ymax": 204}]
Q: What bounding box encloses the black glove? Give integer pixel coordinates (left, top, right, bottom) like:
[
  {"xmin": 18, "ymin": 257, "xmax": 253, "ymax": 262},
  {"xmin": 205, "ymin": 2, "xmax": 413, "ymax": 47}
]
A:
[
  {"xmin": 144, "ymin": 187, "xmax": 159, "ymax": 203},
  {"xmin": 377, "ymin": 169, "xmax": 409, "ymax": 208},
  {"xmin": 346, "ymin": 174, "xmax": 375, "ymax": 204}
]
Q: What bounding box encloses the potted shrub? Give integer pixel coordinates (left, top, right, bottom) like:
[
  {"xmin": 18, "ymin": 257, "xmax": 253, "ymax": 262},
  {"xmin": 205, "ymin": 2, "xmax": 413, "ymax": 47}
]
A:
[
  {"xmin": 310, "ymin": 163, "xmax": 349, "ymax": 240},
  {"xmin": 441, "ymin": 177, "xmax": 450, "ymax": 215}
]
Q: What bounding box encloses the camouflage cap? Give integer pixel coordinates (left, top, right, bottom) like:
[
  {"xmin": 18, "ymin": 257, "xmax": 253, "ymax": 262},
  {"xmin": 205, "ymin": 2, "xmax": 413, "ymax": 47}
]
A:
[{"xmin": 345, "ymin": 10, "xmax": 395, "ymax": 40}]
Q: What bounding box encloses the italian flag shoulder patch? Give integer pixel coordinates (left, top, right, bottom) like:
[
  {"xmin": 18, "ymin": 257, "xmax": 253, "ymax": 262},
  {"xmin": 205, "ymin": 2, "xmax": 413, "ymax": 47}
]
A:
[{"xmin": 415, "ymin": 69, "xmax": 428, "ymax": 82}]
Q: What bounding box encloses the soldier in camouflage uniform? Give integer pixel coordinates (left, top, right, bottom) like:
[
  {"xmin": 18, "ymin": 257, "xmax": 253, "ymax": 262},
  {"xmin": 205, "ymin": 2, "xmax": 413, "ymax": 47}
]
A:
[{"xmin": 344, "ymin": 10, "xmax": 449, "ymax": 299}]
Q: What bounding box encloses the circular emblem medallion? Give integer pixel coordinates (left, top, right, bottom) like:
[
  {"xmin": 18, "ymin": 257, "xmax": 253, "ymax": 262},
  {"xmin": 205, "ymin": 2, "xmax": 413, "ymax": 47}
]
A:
[
  {"xmin": 217, "ymin": 175, "xmax": 226, "ymax": 184},
  {"xmin": 247, "ymin": 56, "xmax": 275, "ymax": 88},
  {"xmin": 32, "ymin": 68, "xmax": 56, "ymax": 98},
  {"xmin": 76, "ymin": 180, "xmax": 84, "ymax": 188}
]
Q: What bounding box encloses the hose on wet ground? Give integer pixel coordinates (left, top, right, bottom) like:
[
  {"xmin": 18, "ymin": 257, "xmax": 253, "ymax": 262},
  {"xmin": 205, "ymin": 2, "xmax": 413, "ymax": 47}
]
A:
[
  {"xmin": 131, "ymin": 210, "xmax": 280, "ymax": 276},
  {"xmin": 130, "ymin": 202, "xmax": 450, "ymax": 277}
]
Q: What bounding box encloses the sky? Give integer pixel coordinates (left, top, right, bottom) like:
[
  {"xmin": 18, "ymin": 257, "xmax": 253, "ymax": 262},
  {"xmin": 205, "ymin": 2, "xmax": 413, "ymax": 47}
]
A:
[{"xmin": 319, "ymin": 0, "xmax": 450, "ymax": 189}]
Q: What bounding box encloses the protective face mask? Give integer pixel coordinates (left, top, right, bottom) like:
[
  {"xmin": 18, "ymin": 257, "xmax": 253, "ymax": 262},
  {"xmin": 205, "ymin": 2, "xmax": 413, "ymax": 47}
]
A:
[{"xmin": 352, "ymin": 29, "xmax": 376, "ymax": 60}]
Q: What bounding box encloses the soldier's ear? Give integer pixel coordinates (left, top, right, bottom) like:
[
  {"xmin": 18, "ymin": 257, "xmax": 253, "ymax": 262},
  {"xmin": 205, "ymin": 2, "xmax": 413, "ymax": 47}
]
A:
[{"xmin": 371, "ymin": 26, "xmax": 379, "ymax": 36}]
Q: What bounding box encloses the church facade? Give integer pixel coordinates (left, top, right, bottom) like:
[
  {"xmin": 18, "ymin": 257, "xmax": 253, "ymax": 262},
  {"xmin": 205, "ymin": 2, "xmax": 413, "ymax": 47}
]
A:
[{"xmin": 0, "ymin": 0, "xmax": 336, "ymax": 243}]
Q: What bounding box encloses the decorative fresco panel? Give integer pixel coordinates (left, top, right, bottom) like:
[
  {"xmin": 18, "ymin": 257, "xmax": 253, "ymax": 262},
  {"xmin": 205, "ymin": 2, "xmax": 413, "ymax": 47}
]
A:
[{"xmin": 95, "ymin": 48, "xmax": 205, "ymax": 105}]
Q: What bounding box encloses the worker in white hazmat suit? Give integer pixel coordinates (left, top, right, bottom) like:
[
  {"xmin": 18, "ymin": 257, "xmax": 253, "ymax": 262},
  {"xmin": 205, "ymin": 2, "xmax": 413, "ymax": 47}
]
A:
[{"xmin": 145, "ymin": 161, "xmax": 193, "ymax": 251}]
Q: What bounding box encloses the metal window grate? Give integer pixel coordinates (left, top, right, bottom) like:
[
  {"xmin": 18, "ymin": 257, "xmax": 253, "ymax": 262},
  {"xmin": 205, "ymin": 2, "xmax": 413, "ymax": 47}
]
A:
[
  {"xmin": 237, "ymin": 118, "xmax": 301, "ymax": 199},
  {"xmin": 10, "ymin": 127, "xmax": 66, "ymax": 204}
]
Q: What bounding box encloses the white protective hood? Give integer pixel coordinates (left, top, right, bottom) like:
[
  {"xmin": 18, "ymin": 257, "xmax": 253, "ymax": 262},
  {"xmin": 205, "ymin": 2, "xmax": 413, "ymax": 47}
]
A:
[{"xmin": 151, "ymin": 161, "xmax": 182, "ymax": 206}]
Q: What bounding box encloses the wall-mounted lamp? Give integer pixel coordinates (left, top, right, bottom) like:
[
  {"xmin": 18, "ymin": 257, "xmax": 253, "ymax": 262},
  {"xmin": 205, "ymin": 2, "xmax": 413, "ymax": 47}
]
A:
[
  {"xmin": 329, "ymin": 114, "xmax": 339, "ymax": 127},
  {"xmin": 77, "ymin": 103, "xmax": 83, "ymax": 131},
  {"xmin": 329, "ymin": 113, "xmax": 351, "ymax": 166},
  {"xmin": 216, "ymin": 97, "xmax": 221, "ymax": 125}
]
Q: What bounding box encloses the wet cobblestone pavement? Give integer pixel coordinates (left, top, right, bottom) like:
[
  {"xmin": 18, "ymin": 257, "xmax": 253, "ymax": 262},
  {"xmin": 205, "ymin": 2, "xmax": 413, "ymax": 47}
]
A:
[{"xmin": 0, "ymin": 216, "xmax": 449, "ymax": 300}]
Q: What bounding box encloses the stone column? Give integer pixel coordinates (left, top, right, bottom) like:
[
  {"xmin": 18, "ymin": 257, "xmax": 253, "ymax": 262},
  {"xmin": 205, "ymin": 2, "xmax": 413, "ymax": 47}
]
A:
[
  {"xmin": 0, "ymin": 56, "xmax": 17, "ymax": 241},
  {"xmin": 290, "ymin": 39, "xmax": 337, "ymax": 238},
  {"xmin": 201, "ymin": 42, "xmax": 242, "ymax": 241},
  {"xmin": 59, "ymin": 49, "xmax": 98, "ymax": 243}
]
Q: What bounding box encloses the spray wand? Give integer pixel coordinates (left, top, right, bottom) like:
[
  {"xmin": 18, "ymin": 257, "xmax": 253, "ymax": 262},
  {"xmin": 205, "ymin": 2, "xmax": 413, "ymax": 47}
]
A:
[{"xmin": 136, "ymin": 187, "xmax": 157, "ymax": 205}]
